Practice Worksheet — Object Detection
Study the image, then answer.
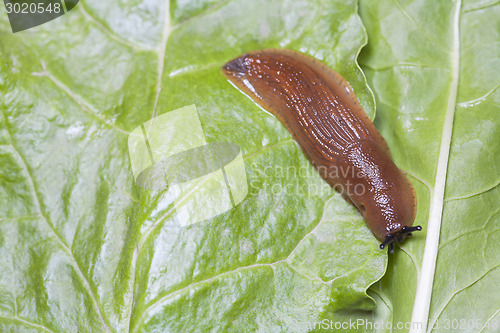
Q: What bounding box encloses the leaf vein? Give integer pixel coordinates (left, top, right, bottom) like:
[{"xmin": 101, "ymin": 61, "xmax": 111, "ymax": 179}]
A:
[
  {"xmin": 78, "ymin": 2, "xmax": 154, "ymax": 52},
  {"xmin": 457, "ymin": 82, "xmax": 500, "ymax": 108},
  {"xmin": 171, "ymin": 0, "xmax": 231, "ymax": 29},
  {"xmin": 31, "ymin": 63, "xmax": 130, "ymax": 135},
  {"xmin": 0, "ymin": 315, "xmax": 55, "ymax": 333},
  {"xmin": 0, "ymin": 111, "xmax": 112, "ymax": 333},
  {"xmin": 478, "ymin": 308, "xmax": 500, "ymax": 333},
  {"xmin": 427, "ymin": 263, "xmax": 500, "ymax": 333},
  {"xmin": 131, "ymin": 188, "xmax": 336, "ymax": 331},
  {"xmin": 438, "ymin": 208, "xmax": 500, "ymax": 249},
  {"xmin": 392, "ymin": 0, "xmax": 449, "ymax": 51},
  {"xmin": 463, "ymin": 0, "xmax": 500, "ymax": 13},
  {"xmin": 150, "ymin": 0, "xmax": 172, "ymax": 121},
  {"xmin": 445, "ymin": 180, "xmax": 500, "ymax": 202}
]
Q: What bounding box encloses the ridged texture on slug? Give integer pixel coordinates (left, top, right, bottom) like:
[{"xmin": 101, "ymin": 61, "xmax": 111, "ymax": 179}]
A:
[{"xmin": 222, "ymin": 49, "xmax": 417, "ymax": 245}]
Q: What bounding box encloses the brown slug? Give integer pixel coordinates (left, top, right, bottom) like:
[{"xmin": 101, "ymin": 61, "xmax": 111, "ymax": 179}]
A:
[{"xmin": 222, "ymin": 49, "xmax": 421, "ymax": 253}]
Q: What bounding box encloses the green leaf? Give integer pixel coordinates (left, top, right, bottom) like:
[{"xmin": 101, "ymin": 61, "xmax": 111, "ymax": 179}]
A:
[
  {"xmin": 359, "ymin": 0, "xmax": 500, "ymax": 331},
  {"xmin": 4, "ymin": 0, "xmax": 497, "ymax": 331},
  {"xmin": 0, "ymin": 0, "xmax": 390, "ymax": 332}
]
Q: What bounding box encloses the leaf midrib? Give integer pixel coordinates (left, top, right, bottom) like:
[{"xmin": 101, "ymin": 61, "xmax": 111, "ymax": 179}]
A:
[{"xmin": 409, "ymin": 1, "xmax": 462, "ymax": 332}]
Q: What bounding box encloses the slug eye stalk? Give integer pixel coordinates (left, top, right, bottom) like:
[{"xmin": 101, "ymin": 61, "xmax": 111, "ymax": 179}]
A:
[
  {"xmin": 402, "ymin": 226, "xmax": 422, "ymax": 234},
  {"xmin": 380, "ymin": 235, "xmax": 394, "ymax": 250}
]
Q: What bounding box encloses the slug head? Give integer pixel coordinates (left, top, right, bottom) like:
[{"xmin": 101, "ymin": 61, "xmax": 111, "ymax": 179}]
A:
[{"xmin": 380, "ymin": 226, "xmax": 422, "ymax": 253}]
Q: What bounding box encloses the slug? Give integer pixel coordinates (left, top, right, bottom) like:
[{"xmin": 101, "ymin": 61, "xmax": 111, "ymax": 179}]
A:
[{"xmin": 222, "ymin": 49, "xmax": 421, "ymax": 253}]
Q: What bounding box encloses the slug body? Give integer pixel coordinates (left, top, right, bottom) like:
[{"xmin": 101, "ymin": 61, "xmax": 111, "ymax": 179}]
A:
[{"xmin": 222, "ymin": 49, "xmax": 420, "ymax": 252}]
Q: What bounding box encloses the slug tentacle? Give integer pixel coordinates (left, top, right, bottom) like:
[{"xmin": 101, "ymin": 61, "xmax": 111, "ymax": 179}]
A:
[{"xmin": 380, "ymin": 235, "xmax": 394, "ymax": 250}]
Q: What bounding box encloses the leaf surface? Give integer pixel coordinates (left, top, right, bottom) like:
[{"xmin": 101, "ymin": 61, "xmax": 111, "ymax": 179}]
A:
[
  {"xmin": 359, "ymin": 0, "xmax": 500, "ymax": 331},
  {"xmin": 0, "ymin": 0, "xmax": 390, "ymax": 332}
]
